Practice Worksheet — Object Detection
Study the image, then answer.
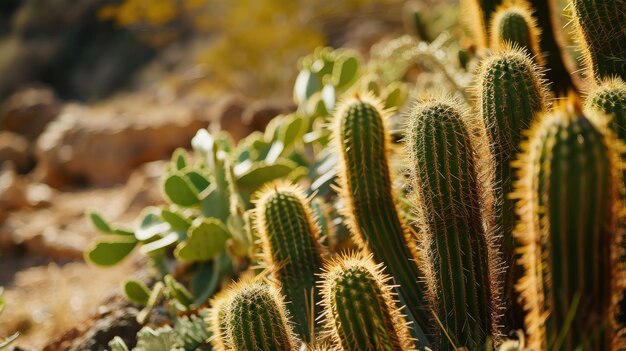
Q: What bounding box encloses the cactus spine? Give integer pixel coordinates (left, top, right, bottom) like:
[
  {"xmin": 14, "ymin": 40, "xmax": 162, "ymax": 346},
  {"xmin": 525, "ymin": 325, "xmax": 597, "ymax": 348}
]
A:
[
  {"xmin": 585, "ymin": 78, "xmax": 626, "ymax": 141},
  {"xmin": 476, "ymin": 47, "xmax": 548, "ymax": 327},
  {"xmin": 513, "ymin": 99, "xmax": 626, "ymax": 350},
  {"xmin": 406, "ymin": 96, "xmax": 501, "ymax": 350},
  {"xmin": 210, "ymin": 280, "xmax": 299, "ymax": 351},
  {"xmin": 571, "ymin": 0, "xmax": 626, "ymax": 81},
  {"xmin": 254, "ymin": 182, "xmax": 323, "ymax": 341},
  {"xmin": 489, "ymin": 3, "xmax": 543, "ymax": 64},
  {"xmin": 333, "ymin": 93, "xmax": 429, "ymax": 329},
  {"xmin": 319, "ymin": 254, "xmax": 416, "ymax": 351}
]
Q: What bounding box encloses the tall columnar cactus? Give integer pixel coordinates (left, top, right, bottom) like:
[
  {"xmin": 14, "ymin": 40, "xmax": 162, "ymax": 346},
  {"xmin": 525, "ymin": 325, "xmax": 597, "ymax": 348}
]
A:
[
  {"xmin": 571, "ymin": 0, "xmax": 626, "ymax": 81},
  {"xmin": 514, "ymin": 99, "xmax": 626, "ymax": 350},
  {"xmin": 463, "ymin": 0, "xmax": 504, "ymax": 47},
  {"xmin": 476, "ymin": 46, "xmax": 548, "ymax": 326},
  {"xmin": 585, "ymin": 78, "xmax": 626, "ymax": 141},
  {"xmin": 254, "ymin": 182, "xmax": 324, "ymax": 341},
  {"xmin": 333, "ymin": 93, "xmax": 429, "ymax": 329},
  {"xmin": 489, "ymin": 3, "xmax": 542, "ymax": 64},
  {"xmin": 405, "ymin": 96, "xmax": 501, "ymax": 350},
  {"xmin": 209, "ymin": 280, "xmax": 299, "ymax": 351},
  {"xmin": 319, "ymin": 254, "xmax": 416, "ymax": 351}
]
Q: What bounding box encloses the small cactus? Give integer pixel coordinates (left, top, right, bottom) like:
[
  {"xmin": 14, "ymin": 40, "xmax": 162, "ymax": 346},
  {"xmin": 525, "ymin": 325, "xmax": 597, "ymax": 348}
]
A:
[
  {"xmin": 489, "ymin": 2, "xmax": 543, "ymax": 64},
  {"xmin": 319, "ymin": 254, "xmax": 416, "ymax": 351},
  {"xmin": 463, "ymin": 0, "xmax": 504, "ymax": 47},
  {"xmin": 209, "ymin": 280, "xmax": 299, "ymax": 351},
  {"xmin": 585, "ymin": 77, "xmax": 626, "ymax": 141},
  {"xmin": 254, "ymin": 181, "xmax": 324, "ymax": 341},
  {"xmin": 475, "ymin": 46, "xmax": 548, "ymax": 328},
  {"xmin": 570, "ymin": 0, "xmax": 626, "ymax": 81},
  {"xmin": 513, "ymin": 98, "xmax": 626, "ymax": 350},
  {"xmin": 207, "ymin": 290, "xmax": 233, "ymax": 351},
  {"xmin": 405, "ymin": 95, "xmax": 501, "ymax": 350},
  {"xmin": 332, "ymin": 93, "xmax": 429, "ymax": 329}
]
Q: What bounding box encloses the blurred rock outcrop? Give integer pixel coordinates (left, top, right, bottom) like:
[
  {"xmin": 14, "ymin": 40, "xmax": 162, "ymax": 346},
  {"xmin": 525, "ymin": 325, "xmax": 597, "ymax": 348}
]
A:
[{"xmin": 0, "ymin": 87, "xmax": 60, "ymax": 141}]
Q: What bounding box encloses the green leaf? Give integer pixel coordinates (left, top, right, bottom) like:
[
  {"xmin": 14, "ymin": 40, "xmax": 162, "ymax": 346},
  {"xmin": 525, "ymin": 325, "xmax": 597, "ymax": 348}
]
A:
[
  {"xmin": 281, "ymin": 115, "xmax": 306, "ymax": 148},
  {"xmin": 85, "ymin": 236, "xmax": 137, "ymax": 267},
  {"xmin": 293, "ymin": 69, "xmax": 321, "ymax": 104},
  {"xmin": 87, "ymin": 210, "xmax": 112, "ymax": 233},
  {"xmin": 185, "ymin": 170, "xmax": 211, "ymax": 193},
  {"xmin": 135, "ymin": 208, "xmax": 170, "ymax": 241},
  {"xmin": 175, "ymin": 219, "xmax": 230, "ymax": 262},
  {"xmin": 236, "ymin": 160, "xmax": 296, "ymax": 190},
  {"xmin": 161, "ymin": 210, "xmax": 191, "ymax": 231},
  {"xmin": 140, "ymin": 232, "xmax": 180, "ymax": 255},
  {"xmin": 201, "ymin": 186, "xmax": 230, "ymax": 222},
  {"xmin": 172, "ymin": 148, "xmax": 188, "ymax": 170},
  {"xmin": 108, "ymin": 336, "xmax": 130, "ymax": 351},
  {"xmin": 123, "ymin": 279, "xmax": 151, "ymax": 305},
  {"xmin": 164, "ymin": 275, "xmax": 194, "ymax": 309},
  {"xmin": 137, "ymin": 281, "xmax": 165, "ymax": 325},
  {"xmin": 333, "ymin": 55, "xmax": 359, "ymax": 89},
  {"xmin": 163, "ymin": 174, "xmax": 200, "ymax": 207}
]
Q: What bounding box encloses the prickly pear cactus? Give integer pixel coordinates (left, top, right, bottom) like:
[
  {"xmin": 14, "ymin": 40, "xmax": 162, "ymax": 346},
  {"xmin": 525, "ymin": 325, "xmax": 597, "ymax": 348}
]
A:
[
  {"xmin": 209, "ymin": 280, "xmax": 299, "ymax": 351},
  {"xmin": 405, "ymin": 95, "xmax": 501, "ymax": 350},
  {"xmin": 333, "ymin": 93, "xmax": 429, "ymax": 330},
  {"xmin": 254, "ymin": 181, "xmax": 324, "ymax": 341},
  {"xmin": 514, "ymin": 99, "xmax": 626, "ymax": 350},
  {"xmin": 319, "ymin": 254, "xmax": 416, "ymax": 351},
  {"xmin": 489, "ymin": 3, "xmax": 542, "ymax": 63},
  {"xmin": 476, "ymin": 46, "xmax": 548, "ymax": 328},
  {"xmin": 571, "ymin": 0, "xmax": 626, "ymax": 81}
]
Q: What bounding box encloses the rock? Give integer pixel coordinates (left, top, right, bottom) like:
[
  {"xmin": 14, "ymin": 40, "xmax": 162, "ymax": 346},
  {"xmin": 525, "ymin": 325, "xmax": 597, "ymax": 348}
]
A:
[
  {"xmin": 242, "ymin": 98, "xmax": 296, "ymax": 133},
  {"xmin": 0, "ymin": 87, "xmax": 60, "ymax": 141},
  {"xmin": 0, "ymin": 165, "xmax": 28, "ymax": 221},
  {"xmin": 66, "ymin": 307, "xmax": 141, "ymax": 351},
  {"xmin": 35, "ymin": 96, "xmax": 210, "ymax": 187}
]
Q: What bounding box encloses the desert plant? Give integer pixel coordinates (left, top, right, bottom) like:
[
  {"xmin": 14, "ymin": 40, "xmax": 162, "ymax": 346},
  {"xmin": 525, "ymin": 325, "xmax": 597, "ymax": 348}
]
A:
[
  {"xmin": 405, "ymin": 95, "xmax": 501, "ymax": 350},
  {"xmin": 514, "ymin": 98, "xmax": 626, "ymax": 350},
  {"xmin": 489, "ymin": 2, "xmax": 542, "ymax": 64},
  {"xmin": 585, "ymin": 78, "xmax": 626, "ymax": 141},
  {"xmin": 332, "ymin": 93, "xmax": 429, "ymax": 332},
  {"xmin": 253, "ymin": 181, "xmax": 324, "ymax": 341},
  {"xmin": 319, "ymin": 254, "xmax": 416, "ymax": 351}
]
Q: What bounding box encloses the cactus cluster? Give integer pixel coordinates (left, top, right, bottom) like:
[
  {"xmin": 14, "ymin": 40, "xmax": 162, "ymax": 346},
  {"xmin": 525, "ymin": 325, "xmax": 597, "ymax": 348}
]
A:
[{"xmin": 83, "ymin": 1, "xmax": 626, "ymax": 350}]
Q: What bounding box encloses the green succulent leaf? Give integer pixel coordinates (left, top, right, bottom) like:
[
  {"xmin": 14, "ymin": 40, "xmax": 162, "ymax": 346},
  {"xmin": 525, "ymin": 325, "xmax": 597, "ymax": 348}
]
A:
[
  {"xmin": 85, "ymin": 235, "xmax": 137, "ymax": 267},
  {"xmin": 160, "ymin": 209, "xmax": 191, "ymax": 231},
  {"xmin": 139, "ymin": 232, "xmax": 180, "ymax": 255},
  {"xmin": 87, "ymin": 210, "xmax": 113, "ymax": 233},
  {"xmin": 201, "ymin": 186, "xmax": 230, "ymax": 222},
  {"xmin": 135, "ymin": 208, "xmax": 170, "ymax": 241},
  {"xmin": 163, "ymin": 174, "xmax": 200, "ymax": 207},
  {"xmin": 333, "ymin": 55, "xmax": 359, "ymax": 89},
  {"xmin": 294, "ymin": 69, "xmax": 322, "ymax": 104},
  {"xmin": 164, "ymin": 274, "xmax": 194, "ymax": 309},
  {"xmin": 108, "ymin": 336, "xmax": 130, "ymax": 351},
  {"xmin": 172, "ymin": 148, "xmax": 188, "ymax": 171},
  {"xmin": 236, "ymin": 160, "xmax": 296, "ymax": 190},
  {"xmin": 175, "ymin": 219, "xmax": 231, "ymax": 262},
  {"xmin": 185, "ymin": 170, "xmax": 211, "ymax": 194},
  {"xmin": 123, "ymin": 279, "xmax": 151, "ymax": 305}
]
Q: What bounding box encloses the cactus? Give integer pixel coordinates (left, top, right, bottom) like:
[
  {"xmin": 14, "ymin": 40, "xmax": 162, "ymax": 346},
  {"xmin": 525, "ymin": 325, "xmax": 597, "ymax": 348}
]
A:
[
  {"xmin": 209, "ymin": 280, "xmax": 299, "ymax": 351},
  {"xmin": 405, "ymin": 95, "xmax": 501, "ymax": 350},
  {"xmin": 319, "ymin": 254, "xmax": 416, "ymax": 351},
  {"xmin": 475, "ymin": 46, "xmax": 548, "ymax": 328},
  {"xmin": 463, "ymin": 0, "xmax": 504, "ymax": 47},
  {"xmin": 254, "ymin": 181, "xmax": 324, "ymax": 341},
  {"xmin": 332, "ymin": 93, "xmax": 429, "ymax": 330},
  {"xmin": 513, "ymin": 98, "xmax": 626, "ymax": 350},
  {"xmin": 489, "ymin": 2, "xmax": 543, "ymax": 64},
  {"xmin": 207, "ymin": 290, "xmax": 233, "ymax": 351},
  {"xmin": 585, "ymin": 78, "xmax": 626, "ymax": 141},
  {"xmin": 571, "ymin": 0, "xmax": 626, "ymax": 82}
]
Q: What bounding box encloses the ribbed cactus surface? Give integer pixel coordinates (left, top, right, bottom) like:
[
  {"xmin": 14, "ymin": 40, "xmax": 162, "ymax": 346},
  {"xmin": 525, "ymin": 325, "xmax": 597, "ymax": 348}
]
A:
[
  {"xmin": 406, "ymin": 96, "xmax": 500, "ymax": 350},
  {"xmin": 333, "ymin": 93, "xmax": 429, "ymax": 329},
  {"xmin": 254, "ymin": 182, "xmax": 323, "ymax": 341},
  {"xmin": 476, "ymin": 47, "xmax": 547, "ymax": 328},
  {"xmin": 320, "ymin": 254, "xmax": 416, "ymax": 351},
  {"xmin": 208, "ymin": 290, "xmax": 233, "ymax": 351},
  {"xmin": 514, "ymin": 100, "xmax": 625, "ymax": 350},
  {"xmin": 571, "ymin": 0, "xmax": 626, "ymax": 81},
  {"xmin": 489, "ymin": 4, "xmax": 542, "ymax": 63},
  {"xmin": 586, "ymin": 78, "xmax": 626, "ymax": 141},
  {"xmin": 211, "ymin": 280, "xmax": 299, "ymax": 351}
]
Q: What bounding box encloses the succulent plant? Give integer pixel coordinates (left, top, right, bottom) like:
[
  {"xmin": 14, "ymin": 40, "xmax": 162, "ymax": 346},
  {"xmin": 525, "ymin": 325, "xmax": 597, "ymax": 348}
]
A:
[
  {"xmin": 489, "ymin": 2, "xmax": 542, "ymax": 64},
  {"xmin": 475, "ymin": 46, "xmax": 548, "ymax": 328},
  {"xmin": 405, "ymin": 95, "xmax": 501, "ymax": 350},
  {"xmin": 253, "ymin": 181, "xmax": 324, "ymax": 341},
  {"xmin": 571, "ymin": 0, "xmax": 626, "ymax": 81},
  {"xmin": 332, "ymin": 93, "xmax": 429, "ymax": 331},
  {"xmin": 585, "ymin": 78, "xmax": 626, "ymax": 141},
  {"xmin": 209, "ymin": 280, "xmax": 299, "ymax": 351},
  {"xmin": 319, "ymin": 254, "xmax": 416, "ymax": 351},
  {"xmin": 513, "ymin": 98, "xmax": 626, "ymax": 350}
]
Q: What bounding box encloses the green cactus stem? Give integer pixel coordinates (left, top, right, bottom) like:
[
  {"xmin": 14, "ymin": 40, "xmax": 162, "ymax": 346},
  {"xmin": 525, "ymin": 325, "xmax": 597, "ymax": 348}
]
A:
[
  {"xmin": 489, "ymin": 3, "xmax": 543, "ymax": 65},
  {"xmin": 319, "ymin": 254, "xmax": 416, "ymax": 351},
  {"xmin": 513, "ymin": 98, "xmax": 626, "ymax": 350},
  {"xmin": 585, "ymin": 78, "xmax": 626, "ymax": 141},
  {"xmin": 209, "ymin": 280, "xmax": 299, "ymax": 351},
  {"xmin": 476, "ymin": 46, "xmax": 548, "ymax": 329},
  {"xmin": 405, "ymin": 95, "xmax": 501, "ymax": 350},
  {"xmin": 254, "ymin": 181, "xmax": 324, "ymax": 342},
  {"xmin": 332, "ymin": 93, "xmax": 429, "ymax": 330},
  {"xmin": 571, "ymin": 0, "xmax": 626, "ymax": 82}
]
